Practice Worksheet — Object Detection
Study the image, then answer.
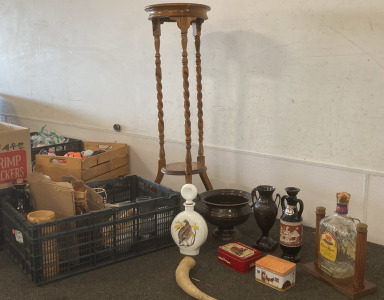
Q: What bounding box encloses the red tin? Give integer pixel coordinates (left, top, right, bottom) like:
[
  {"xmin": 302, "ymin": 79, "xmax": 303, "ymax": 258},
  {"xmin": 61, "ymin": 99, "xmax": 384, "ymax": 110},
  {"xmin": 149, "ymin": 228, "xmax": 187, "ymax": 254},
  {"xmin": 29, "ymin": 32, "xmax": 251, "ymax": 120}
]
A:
[{"xmin": 218, "ymin": 241, "xmax": 261, "ymax": 273}]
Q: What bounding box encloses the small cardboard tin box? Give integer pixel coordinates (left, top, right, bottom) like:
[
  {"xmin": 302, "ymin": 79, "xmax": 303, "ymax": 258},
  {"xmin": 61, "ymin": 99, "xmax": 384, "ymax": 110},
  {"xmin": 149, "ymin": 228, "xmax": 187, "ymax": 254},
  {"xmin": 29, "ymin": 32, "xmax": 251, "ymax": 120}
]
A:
[
  {"xmin": 255, "ymin": 255, "xmax": 296, "ymax": 291},
  {"xmin": 218, "ymin": 241, "xmax": 261, "ymax": 273}
]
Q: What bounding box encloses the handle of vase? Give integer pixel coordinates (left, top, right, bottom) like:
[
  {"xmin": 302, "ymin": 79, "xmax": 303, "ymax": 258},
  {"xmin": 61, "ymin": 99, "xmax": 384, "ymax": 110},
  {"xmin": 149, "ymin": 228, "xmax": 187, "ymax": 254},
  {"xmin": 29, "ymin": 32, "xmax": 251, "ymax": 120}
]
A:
[
  {"xmin": 281, "ymin": 195, "xmax": 288, "ymax": 212},
  {"xmin": 275, "ymin": 193, "xmax": 281, "ymax": 211},
  {"xmin": 251, "ymin": 188, "xmax": 258, "ymax": 206},
  {"xmin": 297, "ymin": 198, "xmax": 304, "ymax": 218}
]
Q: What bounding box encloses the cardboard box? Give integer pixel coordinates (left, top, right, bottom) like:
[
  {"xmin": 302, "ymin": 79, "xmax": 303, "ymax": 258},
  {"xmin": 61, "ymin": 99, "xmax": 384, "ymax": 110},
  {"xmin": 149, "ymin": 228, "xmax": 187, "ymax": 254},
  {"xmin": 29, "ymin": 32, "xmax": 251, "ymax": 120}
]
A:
[
  {"xmin": 0, "ymin": 122, "xmax": 32, "ymax": 189},
  {"xmin": 29, "ymin": 173, "xmax": 104, "ymax": 220},
  {"xmin": 34, "ymin": 141, "xmax": 129, "ymax": 182}
]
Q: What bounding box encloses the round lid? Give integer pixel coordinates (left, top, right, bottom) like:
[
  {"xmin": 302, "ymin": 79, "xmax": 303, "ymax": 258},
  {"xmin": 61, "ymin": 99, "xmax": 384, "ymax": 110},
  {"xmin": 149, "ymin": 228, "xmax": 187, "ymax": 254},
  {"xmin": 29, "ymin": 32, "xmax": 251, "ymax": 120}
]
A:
[{"xmin": 27, "ymin": 210, "xmax": 55, "ymax": 223}]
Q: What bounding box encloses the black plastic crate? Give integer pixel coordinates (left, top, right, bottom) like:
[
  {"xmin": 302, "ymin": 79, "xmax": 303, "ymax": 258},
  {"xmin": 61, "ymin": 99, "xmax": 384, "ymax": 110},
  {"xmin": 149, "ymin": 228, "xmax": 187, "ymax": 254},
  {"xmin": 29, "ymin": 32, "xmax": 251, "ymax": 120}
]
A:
[
  {"xmin": 0, "ymin": 188, "xmax": 12, "ymax": 251},
  {"xmin": 30, "ymin": 132, "xmax": 83, "ymax": 162},
  {"xmin": 2, "ymin": 175, "xmax": 180, "ymax": 285}
]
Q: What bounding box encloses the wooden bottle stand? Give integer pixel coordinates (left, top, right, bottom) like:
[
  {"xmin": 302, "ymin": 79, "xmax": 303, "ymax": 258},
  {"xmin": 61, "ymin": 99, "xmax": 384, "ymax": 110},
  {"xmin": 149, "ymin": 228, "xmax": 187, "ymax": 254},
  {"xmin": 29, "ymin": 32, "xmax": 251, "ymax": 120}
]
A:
[{"xmin": 303, "ymin": 207, "xmax": 376, "ymax": 299}]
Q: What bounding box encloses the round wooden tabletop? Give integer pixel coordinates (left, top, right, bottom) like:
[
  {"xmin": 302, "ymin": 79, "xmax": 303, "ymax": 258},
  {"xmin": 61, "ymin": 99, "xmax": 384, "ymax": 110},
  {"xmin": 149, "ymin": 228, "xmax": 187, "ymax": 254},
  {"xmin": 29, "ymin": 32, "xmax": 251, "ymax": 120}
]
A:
[
  {"xmin": 161, "ymin": 162, "xmax": 207, "ymax": 175},
  {"xmin": 145, "ymin": 3, "xmax": 211, "ymax": 20}
]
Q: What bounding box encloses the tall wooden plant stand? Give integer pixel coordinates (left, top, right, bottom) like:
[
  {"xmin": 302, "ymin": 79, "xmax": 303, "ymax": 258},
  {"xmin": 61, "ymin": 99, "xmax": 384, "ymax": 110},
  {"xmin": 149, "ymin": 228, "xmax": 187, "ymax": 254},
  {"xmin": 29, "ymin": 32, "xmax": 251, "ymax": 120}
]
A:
[{"xmin": 145, "ymin": 3, "xmax": 213, "ymax": 191}]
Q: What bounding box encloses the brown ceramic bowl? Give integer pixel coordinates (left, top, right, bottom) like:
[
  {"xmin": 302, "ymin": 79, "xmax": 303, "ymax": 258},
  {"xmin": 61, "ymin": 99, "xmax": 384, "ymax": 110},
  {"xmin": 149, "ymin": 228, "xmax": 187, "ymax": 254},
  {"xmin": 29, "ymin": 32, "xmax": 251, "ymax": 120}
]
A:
[{"xmin": 196, "ymin": 189, "xmax": 252, "ymax": 241}]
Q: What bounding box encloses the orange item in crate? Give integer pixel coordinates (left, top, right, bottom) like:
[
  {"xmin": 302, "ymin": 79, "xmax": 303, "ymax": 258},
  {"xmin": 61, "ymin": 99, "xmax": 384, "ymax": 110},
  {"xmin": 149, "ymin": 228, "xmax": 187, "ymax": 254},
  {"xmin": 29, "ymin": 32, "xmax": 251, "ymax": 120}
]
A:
[{"xmin": 64, "ymin": 152, "xmax": 86, "ymax": 159}]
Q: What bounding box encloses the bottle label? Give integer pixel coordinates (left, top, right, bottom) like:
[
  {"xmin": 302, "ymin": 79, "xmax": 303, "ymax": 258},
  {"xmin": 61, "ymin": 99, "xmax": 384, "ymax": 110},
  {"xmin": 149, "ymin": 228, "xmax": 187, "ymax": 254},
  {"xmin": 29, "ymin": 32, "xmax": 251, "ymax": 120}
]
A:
[
  {"xmin": 13, "ymin": 229, "xmax": 24, "ymax": 244},
  {"xmin": 0, "ymin": 150, "xmax": 28, "ymax": 184},
  {"xmin": 284, "ymin": 205, "xmax": 295, "ymax": 216},
  {"xmin": 320, "ymin": 231, "xmax": 337, "ymax": 262},
  {"xmin": 336, "ymin": 203, "xmax": 348, "ymax": 214},
  {"xmin": 280, "ymin": 219, "xmax": 303, "ymax": 247}
]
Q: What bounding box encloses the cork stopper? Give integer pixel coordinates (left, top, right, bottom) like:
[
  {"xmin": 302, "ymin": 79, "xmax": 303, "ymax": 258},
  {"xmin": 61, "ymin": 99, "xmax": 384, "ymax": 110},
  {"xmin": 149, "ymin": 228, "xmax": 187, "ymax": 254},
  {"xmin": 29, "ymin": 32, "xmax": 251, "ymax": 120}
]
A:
[
  {"xmin": 336, "ymin": 192, "xmax": 351, "ymax": 204},
  {"xmin": 356, "ymin": 223, "xmax": 368, "ymax": 233},
  {"xmin": 13, "ymin": 178, "xmax": 27, "ymax": 186},
  {"xmin": 316, "ymin": 206, "xmax": 326, "ymax": 214}
]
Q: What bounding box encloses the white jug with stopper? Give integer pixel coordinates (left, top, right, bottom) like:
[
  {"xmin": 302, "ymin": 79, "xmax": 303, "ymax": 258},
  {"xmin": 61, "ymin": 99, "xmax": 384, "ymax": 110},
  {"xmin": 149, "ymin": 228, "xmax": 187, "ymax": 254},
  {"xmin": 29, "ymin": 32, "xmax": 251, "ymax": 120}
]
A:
[{"xmin": 171, "ymin": 184, "xmax": 208, "ymax": 255}]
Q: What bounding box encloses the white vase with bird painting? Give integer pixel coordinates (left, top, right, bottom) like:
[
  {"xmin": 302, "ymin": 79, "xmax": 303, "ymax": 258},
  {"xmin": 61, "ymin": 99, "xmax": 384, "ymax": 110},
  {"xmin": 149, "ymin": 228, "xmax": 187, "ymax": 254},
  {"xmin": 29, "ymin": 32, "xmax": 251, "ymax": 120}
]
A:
[{"xmin": 171, "ymin": 184, "xmax": 208, "ymax": 255}]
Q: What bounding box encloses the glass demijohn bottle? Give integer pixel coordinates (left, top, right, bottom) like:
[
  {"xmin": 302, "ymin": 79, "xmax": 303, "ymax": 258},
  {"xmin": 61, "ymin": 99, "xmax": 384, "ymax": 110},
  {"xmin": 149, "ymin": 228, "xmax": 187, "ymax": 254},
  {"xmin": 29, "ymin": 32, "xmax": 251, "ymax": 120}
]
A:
[{"xmin": 318, "ymin": 192, "xmax": 357, "ymax": 278}]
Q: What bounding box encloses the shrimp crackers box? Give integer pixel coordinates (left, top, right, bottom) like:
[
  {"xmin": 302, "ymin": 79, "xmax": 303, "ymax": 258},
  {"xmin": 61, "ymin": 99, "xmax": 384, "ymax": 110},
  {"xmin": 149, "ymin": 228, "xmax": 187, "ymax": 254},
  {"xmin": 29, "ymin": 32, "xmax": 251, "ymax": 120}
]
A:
[
  {"xmin": 255, "ymin": 255, "xmax": 296, "ymax": 291},
  {"xmin": 0, "ymin": 122, "xmax": 31, "ymax": 189},
  {"xmin": 218, "ymin": 241, "xmax": 261, "ymax": 273}
]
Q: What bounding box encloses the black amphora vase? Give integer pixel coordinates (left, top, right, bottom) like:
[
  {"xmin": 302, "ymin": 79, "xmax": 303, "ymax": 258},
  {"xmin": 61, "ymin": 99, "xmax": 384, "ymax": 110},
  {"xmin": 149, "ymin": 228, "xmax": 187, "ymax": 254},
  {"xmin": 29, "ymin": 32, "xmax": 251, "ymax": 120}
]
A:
[
  {"xmin": 279, "ymin": 187, "xmax": 303, "ymax": 262},
  {"xmin": 251, "ymin": 185, "xmax": 280, "ymax": 251}
]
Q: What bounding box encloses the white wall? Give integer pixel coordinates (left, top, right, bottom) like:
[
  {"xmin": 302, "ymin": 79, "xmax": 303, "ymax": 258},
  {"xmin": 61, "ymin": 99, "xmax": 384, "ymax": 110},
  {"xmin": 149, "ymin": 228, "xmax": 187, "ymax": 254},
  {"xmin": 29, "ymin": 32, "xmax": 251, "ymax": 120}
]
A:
[{"xmin": 1, "ymin": 1, "xmax": 384, "ymax": 245}]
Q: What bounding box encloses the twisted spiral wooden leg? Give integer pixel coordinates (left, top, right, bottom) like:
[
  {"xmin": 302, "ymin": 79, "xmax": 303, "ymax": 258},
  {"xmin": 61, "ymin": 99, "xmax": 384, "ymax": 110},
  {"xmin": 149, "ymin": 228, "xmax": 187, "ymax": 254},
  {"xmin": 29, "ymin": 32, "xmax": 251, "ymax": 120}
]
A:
[{"xmin": 152, "ymin": 19, "xmax": 166, "ymax": 184}]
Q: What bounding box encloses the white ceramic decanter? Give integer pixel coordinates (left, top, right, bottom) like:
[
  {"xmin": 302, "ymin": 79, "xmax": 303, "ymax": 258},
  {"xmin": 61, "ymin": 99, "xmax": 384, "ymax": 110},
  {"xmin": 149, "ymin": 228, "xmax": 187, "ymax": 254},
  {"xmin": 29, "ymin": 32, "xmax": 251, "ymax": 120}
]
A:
[{"xmin": 171, "ymin": 184, "xmax": 208, "ymax": 256}]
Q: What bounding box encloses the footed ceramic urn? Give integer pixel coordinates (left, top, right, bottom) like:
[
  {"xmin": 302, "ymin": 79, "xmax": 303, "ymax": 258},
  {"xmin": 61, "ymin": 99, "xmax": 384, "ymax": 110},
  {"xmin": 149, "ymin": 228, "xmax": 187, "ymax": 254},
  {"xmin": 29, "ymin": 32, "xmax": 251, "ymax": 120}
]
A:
[{"xmin": 171, "ymin": 184, "xmax": 208, "ymax": 256}]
